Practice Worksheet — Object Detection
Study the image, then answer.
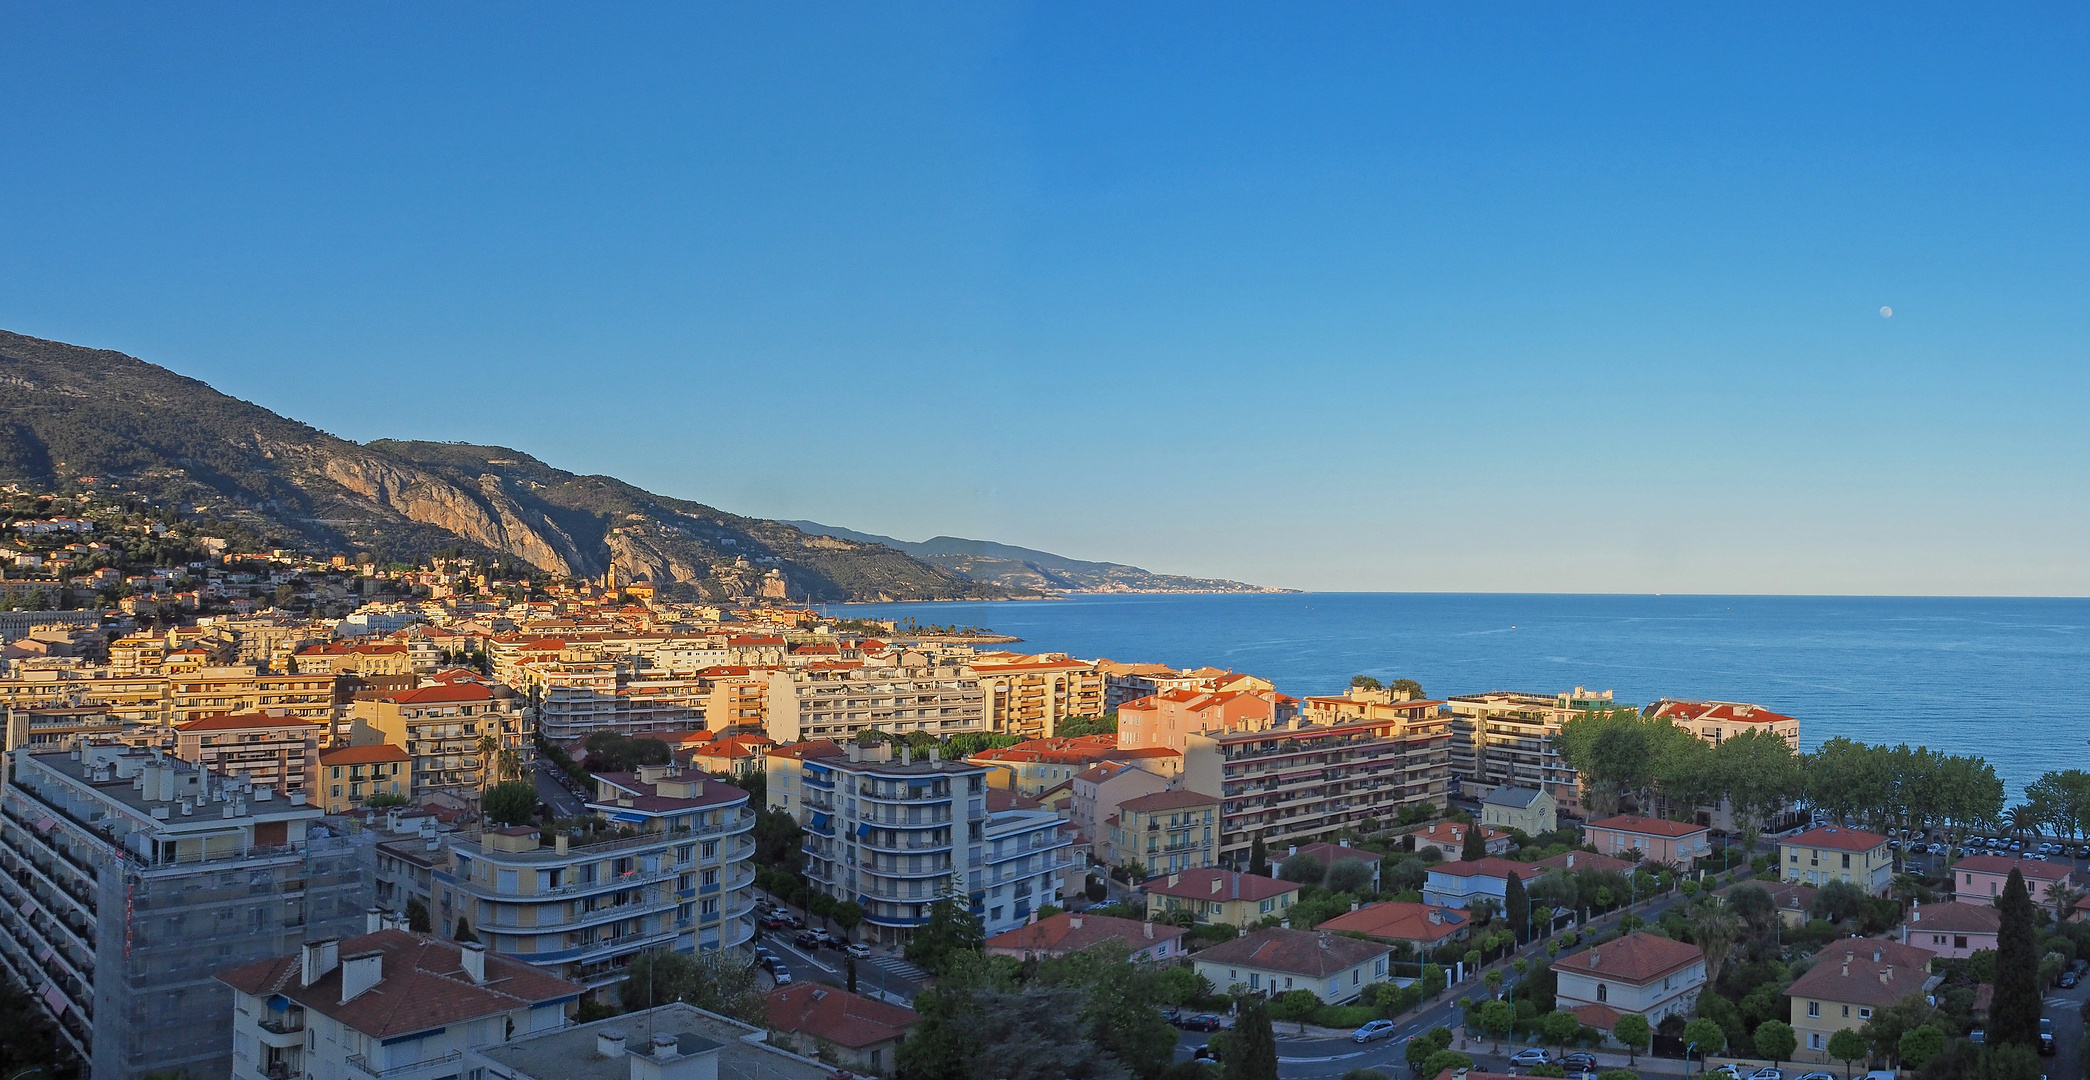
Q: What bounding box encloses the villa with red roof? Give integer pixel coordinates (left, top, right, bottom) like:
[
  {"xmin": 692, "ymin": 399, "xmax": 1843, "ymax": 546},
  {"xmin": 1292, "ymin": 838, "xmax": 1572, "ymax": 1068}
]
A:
[
  {"xmin": 1313, "ymin": 901, "xmax": 1470, "ymax": 950},
  {"xmin": 1950, "ymin": 854, "xmax": 2073, "ymax": 908},
  {"xmin": 1779, "ymin": 825, "xmax": 1894, "ymax": 895},
  {"xmin": 984, "ymin": 910, "xmax": 1187, "ymax": 962},
  {"xmin": 1407, "ymin": 819, "xmax": 1512, "ymax": 860},
  {"xmin": 1146, "ymin": 868, "xmax": 1300, "ymax": 928},
  {"xmin": 1423, "ymin": 858, "xmax": 1536, "ymax": 909},
  {"xmin": 1585, "ymin": 814, "xmax": 1712, "ymax": 866},
  {"xmin": 1553, "ymin": 931, "xmax": 1707, "ymax": 1029},
  {"xmin": 763, "ymin": 983, "xmax": 918, "ymax": 1077}
]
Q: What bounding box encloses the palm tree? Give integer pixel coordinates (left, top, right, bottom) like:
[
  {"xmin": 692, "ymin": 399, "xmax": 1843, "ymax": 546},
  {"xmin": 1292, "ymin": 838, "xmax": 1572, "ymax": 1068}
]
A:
[
  {"xmin": 476, "ymin": 734, "xmax": 500, "ymax": 801},
  {"xmin": 1689, "ymin": 897, "xmax": 1743, "ymax": 987},
  {"xmin": 2007, "ymin": 803, "xmax": 2046, "ymax": 849}
]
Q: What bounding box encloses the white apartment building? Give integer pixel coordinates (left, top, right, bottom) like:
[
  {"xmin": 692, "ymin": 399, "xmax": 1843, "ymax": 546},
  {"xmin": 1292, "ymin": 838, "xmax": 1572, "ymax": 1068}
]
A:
[
  {"xmin": 1444, "ymin": 688, "xmax": 1619, "ymax": 818},
  {"xmin": 797, "ymin": 741, "xmax": 1071, "ymax": 943},
  {"xmin": 436, "ymin": 766, "xmax": 756, "ymax": 993},
  {"xmin": 215, "ymin": 922, "xmax": 582, "ymax": 1080},
  {"xmin": 764, "ymin": 660, "xmax": 986, "ymax": 744},
  {"xmin": 0, "ymin": 746, "xmax": 367, "ymax": 1080}
]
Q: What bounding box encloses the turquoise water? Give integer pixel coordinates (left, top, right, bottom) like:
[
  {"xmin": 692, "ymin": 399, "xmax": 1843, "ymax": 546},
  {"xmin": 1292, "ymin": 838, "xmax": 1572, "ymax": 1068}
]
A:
[{"xmin": 835, "ymin": 593, "xmax": 2088, "ymax": 799}]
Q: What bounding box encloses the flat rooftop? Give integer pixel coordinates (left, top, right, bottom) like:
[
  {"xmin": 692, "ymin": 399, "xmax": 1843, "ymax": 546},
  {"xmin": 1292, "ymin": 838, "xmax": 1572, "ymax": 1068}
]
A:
[{"xmin": 475, "ymin": 1003, "xmax": 828, "ymax": 1080}]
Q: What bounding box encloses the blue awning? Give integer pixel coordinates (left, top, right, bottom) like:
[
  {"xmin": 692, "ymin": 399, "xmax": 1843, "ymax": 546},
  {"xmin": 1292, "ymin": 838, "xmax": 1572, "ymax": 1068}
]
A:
[
  {"xmin": 857, "ymin": 823, "xmax": 872, "ymax": 837},
  {"xmin": 612, "ymin": 812, "xmax": 647, "ymax": 824},
  {"xmin": 810, "ymin": 812, "xmax": 831, "ymax": 830}
]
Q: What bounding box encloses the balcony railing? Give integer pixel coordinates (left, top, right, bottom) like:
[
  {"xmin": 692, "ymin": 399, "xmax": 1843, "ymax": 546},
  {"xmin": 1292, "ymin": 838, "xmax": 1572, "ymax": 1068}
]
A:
[{"xmin": 346, "ymin": 1050, "xmax": 463, "ymax": 1080}]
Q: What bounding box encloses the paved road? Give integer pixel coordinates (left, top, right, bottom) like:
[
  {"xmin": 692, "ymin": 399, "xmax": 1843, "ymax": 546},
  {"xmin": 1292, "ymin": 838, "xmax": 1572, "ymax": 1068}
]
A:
[
  {"xmin": 2045, "ymin": 976, "xmax": 2087, "ymax": 1080},
  {"xmin": 751, "ymin": 889, "xmax": 925, "ymax": 1005},
  {"xmin": 531, "ymin": 758, "xmax": 587, "ymax": 818}
]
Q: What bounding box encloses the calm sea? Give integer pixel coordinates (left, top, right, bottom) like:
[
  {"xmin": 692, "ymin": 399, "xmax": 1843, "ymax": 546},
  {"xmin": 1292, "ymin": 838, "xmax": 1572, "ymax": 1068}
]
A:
[{"xmin": 834, "ymin": 593, "xmax": 2088, "ymax": 801}]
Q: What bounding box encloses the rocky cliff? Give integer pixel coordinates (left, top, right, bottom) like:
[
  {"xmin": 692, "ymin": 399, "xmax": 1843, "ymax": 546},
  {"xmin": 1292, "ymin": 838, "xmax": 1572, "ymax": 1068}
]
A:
[{"xmin": 0, "ymin": 329, "xmax": 1004, "ymax": 603}]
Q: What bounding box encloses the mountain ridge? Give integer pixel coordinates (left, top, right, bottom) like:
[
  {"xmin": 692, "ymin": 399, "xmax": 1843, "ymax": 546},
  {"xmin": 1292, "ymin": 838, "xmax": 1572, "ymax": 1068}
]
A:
[
  {"xmin": 783, "ymin": 520, "xmax": 1288, "ymax": 595},
  {"xmin": 0, "ymin": 329, "xmax": 1000, "ymax": 603}
]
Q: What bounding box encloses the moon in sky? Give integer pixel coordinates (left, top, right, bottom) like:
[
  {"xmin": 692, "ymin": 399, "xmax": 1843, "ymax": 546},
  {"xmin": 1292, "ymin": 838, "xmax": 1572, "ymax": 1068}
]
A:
[{"xmin": 1880, "ymin": 306, "xmax": 1893, "ymax": 318}]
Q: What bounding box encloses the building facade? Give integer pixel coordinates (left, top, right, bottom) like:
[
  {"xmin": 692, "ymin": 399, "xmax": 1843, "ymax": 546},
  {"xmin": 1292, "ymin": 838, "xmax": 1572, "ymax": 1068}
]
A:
[
  {"xmin": 1181, "ymin": 711, "xmax": 1451, "ymax": 867},
  {"xmin": 1552, "ymin": 932, "xmax": 1708, "ymax": 1026},
  {"xmin": 0, "ymin": 746, "xmax": 366, "ymax": 1080},
  {"xmin": 1443, "ymin": 688, "xmax": 1619, "ymax": 819},
  {"xmin": 972, "ymin": 655, "xmax": 1107, "ymax": 740},
  {"xmin": 349, "ymin": 682, "xmax": 529, "ymax": 796},
  {"xmin": 1110, "ymin": 789, "xmax": 1220, "ymax": 877},
  {"xmin": 764, "ymin": 662, "xmax": 987, "ymax": 745},
  {"xmin": 172, "ymin": 711, "xmax": 325, "ymax": 794},
  {"xmin": 1779, "ymin": 826, "xmax": 1893, "ymax": 895},
  {"xmin": 437, "ymin": 767, "xmax": 756, "ymax": 994}
]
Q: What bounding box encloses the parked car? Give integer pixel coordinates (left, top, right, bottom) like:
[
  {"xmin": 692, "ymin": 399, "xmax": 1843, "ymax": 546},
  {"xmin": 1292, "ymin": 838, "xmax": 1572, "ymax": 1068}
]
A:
[
  {"xmin": 1562, "ymin": 1052, "xmax": 1599, "ymax": 1072},
  {"xmin": 1795, "ymin": 1073, "xmax": 1837, "ymax": 1080},
  {"xmin": 1352, "ymin": 1020, "xmax": 1398, "ymax": 1043},
  {"xmin": 1176, "ymin": 1014, "xmax": 1226, "ymax": 1032},
  {"xmin": 1510, "ymin": 1048, "xmax": 1551, "ymax": 1065},
  {"xmin": 794, "ymin": 931, "xmax": 824, "ymax": 950},
  {"xmin": 1191, "ymin": 1045, "xmax": 1221, "ymax": 1062},
  {"xmin": 772, "ymin": 968, "xmax": 792, "ymax": 985},
  {"xmin": 844, "ymin": 942, "xmax": 872, "ymax": 959},
  {"xmin": 2039, "ymin": 1017, "xmax": 2055, "ymax": 1056},
  {"xmin": 2059, "ymin": 970, "xmax": 2078, "ymax": 989},
  {"xmin": 1747, "ymin": 1068, "xmax": 1784, "ymax": 1080}
]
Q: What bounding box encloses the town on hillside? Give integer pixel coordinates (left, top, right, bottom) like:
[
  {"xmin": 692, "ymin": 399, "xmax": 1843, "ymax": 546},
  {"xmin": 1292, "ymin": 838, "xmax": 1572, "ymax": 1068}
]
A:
[{"xmin": 0, "ymin": 484, "xmax": 2077, "ymax": 1080}]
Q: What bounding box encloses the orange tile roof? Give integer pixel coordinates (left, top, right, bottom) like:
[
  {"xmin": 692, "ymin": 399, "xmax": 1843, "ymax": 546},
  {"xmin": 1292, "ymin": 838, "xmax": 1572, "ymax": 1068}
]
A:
[
  {"xmin": 386, "ymin": 683, "xmax": 495, "ymax": 705},
  {"xmin": 319, "ymin": 744, "xmax": 410, "ymax": 765},
  {"xmin": 1313, "ymin": 901, "xmax": 1467, "ymax": 944},
  {"xmin": 762, "ymin": 983, "xmax": 916, "ymax": 1049},
  {"xmin": 1783, "ymin": 825, "xmax": 1890, "ymax": 852},
  {"xmin": 1553, "ymin": 931, "xmax": 1705, "ymax": 985},
  {"xmin": 1147, "ymin": 868, "xmax": 1296, "ymax": 902},
  {"xmin": 214, "ymin": 929, "xmax": 581, "ymax": 1038},
  {"xmin": 984, "ymin": 911, "xmax": 1186, "ymax": 956},
  {"xmin": 178, "ymin": 712, "xmax": 326, "ymax": 732},
  {"xmin": 1587, "ymin": 814, "xmax": 1709, "ymax": 839}
]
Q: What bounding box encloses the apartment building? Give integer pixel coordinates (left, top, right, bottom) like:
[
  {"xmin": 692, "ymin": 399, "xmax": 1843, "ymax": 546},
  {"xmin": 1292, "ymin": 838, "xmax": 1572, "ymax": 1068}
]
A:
[
  {"xmin": 173, "ymin": 711, "xmax": 325, "ymax": 794},
  {"xmin": 1109, "ymin": 789, "xmax": 1220, "ymax": 876},
  {"xmin": 0, "ymin": 671, "xmax": 172, "ymax": 727},
  {"xmin": 4, "ymin": 705, "xmax": 157, "ymax": 755},
  {"xmin": 797, "ymin": 741, "xmax": 1067, "ymax": 943},
  {"xmin": 1585, "ymin": 815, "xmax": 1712, "ymax": 866},
  {"xmin": 169, "ymin": 667, "xmax": 339, "ymax": 727},
  {"xmin": 972, "ymin": 653, "xmax": 1107, "ymax": 739},
  {"xmin": 348, "ymin": 682, "xmax": 529, "ymax": 796},
  {"xmin": 437, "ymin": 766, "xmax": 756, "ymax": 993},
  {"xmin": 763, "ymin": 661, "xmax": 987, "ymax": 744},
  {"xmin": 1443, "ymin": 687, "xmax": 1620, "ymax": 818},
  {"xmin": 216, "ymin": 925, "xmax": 582, "ymax": 1080},
  {"xmin": 762, "ymin": 739, "xmax": 847, "ymax": 816},
  {"xmin": 1117, "ymin": 688, "xmax": 1296, "ymax": 755},
  {"xmin": 294, "ymin": 641, "xmax": 418, "ymax": 676},
  {"xmin": 1648, "ymin": 699, "xmax": 1800, "ymax": 748},
  {"xmin": 1072, "ymin": 762, "xmax": 1171, "ymax": 864},
  {"xmin": 317, "ymin": 743, "xmax": 412, "ymax": 813},
  {"xmin": 1095, "ymin": 660, "xmax": 1177, "ymax": 711},
  {"xmin": 526, "ymin": 660, "xmax": 708, "ymax": 740},
  {"xmin": 1181, "ymin": 711, "xmax": 1451, "ymax": 867},
  {"xmin": 0, "ymin": 746, "xmax": 366, "ymax": 1080}
]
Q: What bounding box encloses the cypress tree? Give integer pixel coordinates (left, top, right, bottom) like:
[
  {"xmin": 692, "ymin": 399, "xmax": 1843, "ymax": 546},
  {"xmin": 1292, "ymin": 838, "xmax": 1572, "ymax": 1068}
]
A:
[
  {"xmin": 1461, "ymin": 821, "xmax": 1487, "ymax": 862},
  {"xmin": 1249, "ymin": 833, "xmax": 1269, "ymax": 877},
  {"xmin": 1223, "ymin": 995, "xmax": 1279, "ymax": 1080},
  {"xmin": 1504, "ymin": 870, "xmax": 1530, "ymax": 944},
  {"xmin": 1991, "ymin": 868, "xmax": 2040, "ymax": 1049}
]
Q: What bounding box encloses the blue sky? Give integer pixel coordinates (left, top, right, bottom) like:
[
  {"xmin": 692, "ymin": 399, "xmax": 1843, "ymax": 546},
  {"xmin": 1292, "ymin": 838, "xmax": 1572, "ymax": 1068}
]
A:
[{"xmin": 4, "ymin": 5, "xmax": 2087, "ymax": 594}]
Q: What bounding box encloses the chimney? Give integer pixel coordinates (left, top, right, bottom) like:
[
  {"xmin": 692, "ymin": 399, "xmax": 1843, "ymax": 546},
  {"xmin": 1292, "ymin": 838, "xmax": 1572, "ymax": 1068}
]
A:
[
  {"xmin": 460, "ymin": 941, "xmax": 487, "ymax": 984},
  {"xmin": 339, "ymin": 950, "xmax": 384, "ymax": 1003},
  {"xmin": 556, "ymin": 833, "xmax": 570, "ymax": 855},
  {"xmin": 366, "ymin": 907, "xmax": 386, "ymax": 934},
  {"xmin": 1069, "ymin": 916, "xmax": 1083, "ymax": 930},
  {"xmin": 1883, "ymin": 966, "xmax": 1894, "ymax": 984},
  {"xmin": 1842, "ymin": 962, "xmax": 1850, "ymax": 976},
  {"xmin": 1144, "ymin": 921, "xmax": 1155, "ymax": 939},
  {"xmin": 1319, "ymin": 931, "xmax": 1331, "ymax": 950},
  {"xmin": 651, "ymin": 1032, "xmax": 678, "ymax": 1061},
  {"xmin": 1566, "ymin": 853, "xmax": 1575, "ymax": 869},
  {"xmin": 1589, "ymin": 952, "xmax": 1600, "ymax": 967},
  {"xmin": 1288, "ymin": 845, "xmax": 1297, "ymax": 856},
  {"xmin": 1210, "ymin": 877, "xmax": 1222, "ymax": 895},
  {"xmin": 597, "ymin": 1030, "xmax": 627, "ymax": 1059},
  {"xmin": 1873, "ymin": 947, "xmax": 1883, "ymax": 962},
  {"xmin": 301, "ymin": 938, "xmax": 340, "ymax": 987},
  {"xmin": 928, "ymin": 747, "xmax": 941, "ymax": 764},
  {"xmin": 846, "ymin": 743, "xmax": 861, "ymax": 763}
]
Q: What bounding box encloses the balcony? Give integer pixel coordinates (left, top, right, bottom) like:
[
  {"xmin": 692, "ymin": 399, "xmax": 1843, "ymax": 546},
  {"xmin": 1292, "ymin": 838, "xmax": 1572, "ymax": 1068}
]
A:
[{"xmin": 345, "ymin": 1050, "xmax": 463, "ymax": 1080}]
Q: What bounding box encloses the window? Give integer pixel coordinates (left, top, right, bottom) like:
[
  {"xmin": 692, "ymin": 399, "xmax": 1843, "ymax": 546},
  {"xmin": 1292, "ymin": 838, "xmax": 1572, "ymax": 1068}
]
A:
[
  {"xmin": 1841, "ymin": 1005, "xmax": 1850, "ymax": 1017},
  {"xmin": 1955, "ymin": 935, "xmax": 1969, "ymax": 949},
  {"xmin": 1810, "ymin": 1033, "xmax": 1824, "ymax": 1050},
  {"xmin": 1808, "ymin": 1002, "xmax": 1820, "ymax": 1017},
  {"xmin": 1859, "ymin": 1008, "xmax": 1872, "ymax": 1019},
  {"xmin": 1841, "ymin": 854, "xmax": 1851, "ymax": 869},
  {"xmin": 700, "ymin": 897, "xmax": 719, "ymax": 916},
  {"xmin": 1260, "ymin": 899, "xmax": 1274, "ymax": 914},
  {"xmin": 701, "ymin": 840, "xmax": 718, "ymax": 860},
  {"xmin": 1596, "ymin": 984, "xmax": 1608, "ymax": 1003},
  {"xmin": 701, "ymin": 869, "xmax": 718, "ymax": 887}
]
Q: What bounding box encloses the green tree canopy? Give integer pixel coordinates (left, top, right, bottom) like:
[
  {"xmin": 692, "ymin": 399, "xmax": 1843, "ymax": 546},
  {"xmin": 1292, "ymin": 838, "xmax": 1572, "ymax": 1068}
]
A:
[
  {"xmin": 1681, "ymin": 1017, "xmax": 1726, "ymax": 1059},
  {"xmin": 1612, "ymin": 1012, "xmax": 1652, "ymax": 1064},
  {"xmin": 1753, "ymin": 1019, "xmax": 1797, "ymax": 1065},
  {"xmin": 1223, "ymin": 996, "xmax": 1279, "ymax": 1080},
  {"xmin": 1990, "ymin": 868, "xmax": 2040, "ymax": 1049},
  {"xmin": 1826, "ymin": 1028, "xmax": 1869, "ymax": 1073},
  {"xmin": 1277, "ymin": 853, "xmax": 1327, "ymax": 886},
  {"xmin": 482, "ymin": 780, "xmax": 539, "ymax": 826}
]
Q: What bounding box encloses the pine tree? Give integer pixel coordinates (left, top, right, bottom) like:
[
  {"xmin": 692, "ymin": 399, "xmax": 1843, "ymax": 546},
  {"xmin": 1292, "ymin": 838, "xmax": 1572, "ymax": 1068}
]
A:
[
  {"xmin": 1991, "ymin": 868, "xmax": 2040, "ymax": 1049},
  {"xmin": 1504, "ymin": 870, "xmax": 1529, "ymax": 944},
  {"xmin": 1249, "ymin": 833, "xmax": 1269, "ymax": 877},
  {"xmin": 1224, "ymin": 995, "xmax": 1279, "ymax": 1080},
  {"xmin": 1461, "ymin": 821, "xmax": 1487, "ymax": 862}
]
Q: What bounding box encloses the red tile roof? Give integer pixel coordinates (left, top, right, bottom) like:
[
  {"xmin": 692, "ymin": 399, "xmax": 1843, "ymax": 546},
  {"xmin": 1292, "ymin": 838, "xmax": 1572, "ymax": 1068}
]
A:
[
  {"xmin": 214, "ymin": 930, "xmax": 580, "ymax": 1038},
  {"xmin": 763, "ymin": 983, "xmax": 916, "ymax": 1049},
  {"xmin": 319, "ymin": 744, "xmax": 411, "ymax": 766},
  {"xmin": 1587, "ymin": 815, "xmax": 1709, "ymax": 839},
  {"xmin": 983, "ymin": 912, "xmax": 1187, "ymax": 956},
  {"xmin": 386, "ymin": 683, "xmax": 496, "ymax": 705},
  {"xmin": 1428, "ymin": 857, "xmax": 1532, "ymax": 880},
  {"xmin": 1534, "ymin": 851, "xmax": 1637, "ymax": 875},
  {"xmin": 1553, "ymin": 931, "xmax": 1705, "ymax": 985},
  {"xmin": 1786, "ymin": 939, "xmax": 1937, "ymax": 1007},
  {"xmin": 1313, "ymin": 902, "xmax": 1467, "ymax": 944},
  {"xmin": 1952, "ymin": 854, "xmax": 2073, "ymax": 881},
  {"xmin": 1118, "ymin": 790, "xmax": 1219, "ymax": 813},
  {"xmin": 1148, "ymin": 868, "xmax": 1297, "ymax": 902},
  {"xmin": 1783, "ymin": 825, "xmax": 1890, "ymax": 853},
  {"xmin": 178, "ymin": 712, "xmax": 326, "ymax": 732},
  {"xmin": 1908, "ymin": 902, "xmax": 2000, "ymax": 933},
  {"xmin": 1193, "ymin": 926, "xmax": 1391, "ymax": 977}
]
